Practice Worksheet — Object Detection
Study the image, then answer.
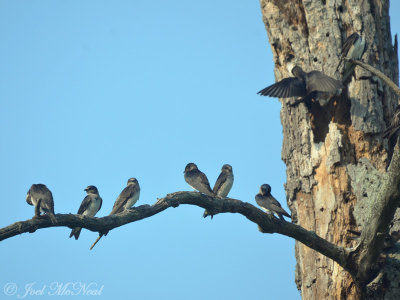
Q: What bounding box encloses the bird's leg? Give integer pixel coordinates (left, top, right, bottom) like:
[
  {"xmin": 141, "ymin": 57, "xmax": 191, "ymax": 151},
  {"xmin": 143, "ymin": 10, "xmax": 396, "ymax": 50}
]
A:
[{"xmin": 203, "ymin": 209, "xmax": 215, "ymax": 219}]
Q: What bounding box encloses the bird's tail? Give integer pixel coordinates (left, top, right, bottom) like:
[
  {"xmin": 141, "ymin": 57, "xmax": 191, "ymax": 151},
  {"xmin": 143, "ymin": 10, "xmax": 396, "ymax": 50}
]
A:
[
  {"xmin": 90, "ymin": 234, "xmax": 104, "ymax": 250},
  {"xmin": 335, "ymin": 59, "xmax": 343, "ymax": 74},
  {"xmin": 69, "ymin": 228, "xmax": 82, "ymax": 240}
]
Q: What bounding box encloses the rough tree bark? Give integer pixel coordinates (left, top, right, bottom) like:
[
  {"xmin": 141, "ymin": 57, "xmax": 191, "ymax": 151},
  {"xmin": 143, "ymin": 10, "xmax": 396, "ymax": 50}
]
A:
[{"xmin": 259, "ymin": 0, "xmax": 399, "ymax": 299}]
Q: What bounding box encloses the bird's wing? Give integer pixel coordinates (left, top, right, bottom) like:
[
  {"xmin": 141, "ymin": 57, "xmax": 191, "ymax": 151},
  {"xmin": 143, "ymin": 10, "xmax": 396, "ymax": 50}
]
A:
[
  {"xmin": 199, "ymin": 172, "xmax": 211, "ymax": 187},
  {"xmin": 212, "ymin": 173, "xmax": 227, "ymax": 194},
  {"xmin": 98, "ymin": 197, "xmax": 103, "ymax": 212},
  {"xmin": 307, "ymin": 71, "xmax": 343, "ymax": 94},
  {"xmin": 269, "ymin": 195, "xmax": 291, "ymax": 218},
  {"xmin": 26, "ymin": 194, "xmax": 33, "ymax": 206},
  {"xmin": 186, "ymin": 170, "xmax": 214, "ymax": 196},
  {"xmin": 110, "ymin": 185, "xmax": 134, "ymax": 215},
  {"xmin": 77, "ymin": 195, "xmax": 92, "ymax": 215},
  {"xmin": 255, "ymin": 194, "xmax": 268, "ymax": 209},
  {"xmin": 340, "ymin": 33, "xmax": 359, "ymax": 58},
  {"xmin": 258, "ymin": 77, "xmax": 306, "ymax": 98},
  {"xmin": 198, "ymin": 172, "xmax": 214, "ymax": 195},
  {"xmin": 256, "ymin": 194, "xmax": 291, "ymax": 218}
]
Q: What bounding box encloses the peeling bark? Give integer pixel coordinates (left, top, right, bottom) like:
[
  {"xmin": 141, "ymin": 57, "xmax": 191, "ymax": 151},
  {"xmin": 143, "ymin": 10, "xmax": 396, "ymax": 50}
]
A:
[{"xmin": 260, "ymin": 0, "xmax": 399, "ymax": 299}]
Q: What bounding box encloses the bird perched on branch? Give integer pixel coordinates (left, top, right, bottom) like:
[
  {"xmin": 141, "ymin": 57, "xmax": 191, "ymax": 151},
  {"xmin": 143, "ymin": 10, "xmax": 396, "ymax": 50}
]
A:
[
  {"xmin": 184, "ymin": 163, "xmax": 215, "ymax": 197},
  {"xmin": 90, "ymin": 178, "xmax": 140, "ymax": 250},
  {"xmin": 184, "ymin": 162, "xmax": 216, "ymax": 219},
  {"xmin": 26, "ymin": 184, "xmax": 57, "ymax": 224},
  {"xmin": 213, "ymin": 164, "xmax": 234, "ymax": 198},
  {"xmin": 257, "ymin": 63, "xmax": 343, "ymax": 106},
  {"xmin": 335, "ymin": 32, "xmax": 367, "ymax": 80},
  {"xmin": 69, "ymin": 185, "xmax": 102, "ymax": 240},
  {"xmin": 255, "ymin": 184, "xmax": 291, "ymax": 221}
]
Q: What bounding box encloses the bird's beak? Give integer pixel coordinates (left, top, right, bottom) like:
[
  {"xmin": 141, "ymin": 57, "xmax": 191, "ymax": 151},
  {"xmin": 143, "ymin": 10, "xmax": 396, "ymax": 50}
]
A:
[{"xmin": 84, "ymin": 188, "xmax": 88, "ymax": 192}]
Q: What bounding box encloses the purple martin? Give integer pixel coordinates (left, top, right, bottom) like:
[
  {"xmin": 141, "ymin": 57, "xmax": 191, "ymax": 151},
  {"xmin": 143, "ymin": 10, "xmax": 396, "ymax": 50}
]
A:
[
  {"xmin": 257, "ymin": 65, "xmax": 343, "ymax": 103},
  {"xmin": 213, "ymin": 164, "xmax": 234, "ymax": 198},
  {"xmin": 184, "ymin": 163, "xmax": 215, "ymax": 197},
  {"xmin": 255, "ymin": 184, "xmax": 291, "ymax": 221},
  {"xmin": 69, "ymin": 185, "xmax": 103, "ymax": 240},
  {"xmin": 336, "ymin": 32, "xmax": 367, "ymax": 79},
  {"xmin": 90, "ymin": 178, "xmax": 140, "ymax": 250},
  {"xmin": 382, "ymin": 105, "xmax": 400, "ymax": 140},
  {"xmin": 26, "ymin": 184, "xmax": 57, "ymax": 224}
]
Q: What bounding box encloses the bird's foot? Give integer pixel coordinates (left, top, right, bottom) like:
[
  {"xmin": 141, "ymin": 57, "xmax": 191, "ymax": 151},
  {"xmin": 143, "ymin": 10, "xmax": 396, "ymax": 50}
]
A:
[{"xmin": 203, "ymin": 210, "xmax": 214, "ymax": 219}]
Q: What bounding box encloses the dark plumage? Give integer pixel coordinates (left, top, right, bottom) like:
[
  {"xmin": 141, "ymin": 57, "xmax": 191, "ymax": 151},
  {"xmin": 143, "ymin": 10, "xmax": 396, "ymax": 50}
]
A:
[
  {"xmin": 255, "ymin": 184, "xmax": 291, "ymax": 221},
  {"xmin": 26, "ymin": 184, "xmax": 57, "ymax": 224},
  {"xmin": 258, "ymin": 65, "xmax": 343, "ymax": 99},
  {"xmin": 336, "ymin": 32, "xmax": 367, "ymax": 78},
  {"xmin": 213, "ymin": 164, "xmax": 234, "ymax": 198},
  {"xmin": 184, "ymin": 163, "xmax": 215, "ymax": 197},
  {"xmin": 70, "ymin": 185, "xmax": 103, "ymax": 240},
  {"xmin": 90, "ymin": 178, "xmax": 140, "ymax": 250}
]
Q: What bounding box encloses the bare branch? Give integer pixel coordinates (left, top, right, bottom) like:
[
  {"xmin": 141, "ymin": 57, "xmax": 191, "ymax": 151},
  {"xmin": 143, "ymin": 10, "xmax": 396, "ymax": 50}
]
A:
[
  {"xmin": 353, "ymin": 139, "xmax": 400, "ymax": 284},
  {"xmin": 0, "ymin": 191, "xmax": 349, "ymax": 271}
]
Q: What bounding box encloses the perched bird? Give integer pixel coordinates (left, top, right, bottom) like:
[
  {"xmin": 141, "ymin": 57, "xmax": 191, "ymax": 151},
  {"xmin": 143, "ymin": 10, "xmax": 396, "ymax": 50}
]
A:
[
  {"xmin": 382, "ymin": 105, "xmax": 400, "ymax": 140},
  {"xmin": 255, "ymin": 184, "xmax": 291, "ymax": 221},
  {"xmin": 257, "ymin": 64, "xmax": 343, "ymax": 104},
  {"xmin": 90, "ymin": 178, "xmax": 140, "ymax": 250},
  {"xmin": 213, "ymin": 164, "xmax": 234, "ymax": 198},
  {"xmin": 184, "ymin": 163, "xmax": 215, "ymax": 197},
  {"xmin": 335, "ymin": 32, "xmax": 367, "ymax": 79},
  {"xmin": 69, "ymin": 185, "xmax": 103, "ymax": 240},
  {"xmin": 26, "ymin": 184, "xmax": 57, "ymax": 224}
]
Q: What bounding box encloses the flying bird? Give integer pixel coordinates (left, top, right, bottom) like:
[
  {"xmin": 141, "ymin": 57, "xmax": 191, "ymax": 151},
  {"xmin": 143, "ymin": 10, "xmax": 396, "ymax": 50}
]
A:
[
  {"xmin": 184, "ymin": 163, "xmax": 215, "ymax": 197},
  {"xmin": 382, "ymin": 105, "xmax": 400, "ymax": 140},
  {"xmin": 26, "ymin": 184, "xmax": 57, "ymax": 224},
  {"xmin": 90, "ymin": 178, "xmax": 140, "ymax": 250},
  {"xmin": 69, "ymin": 185, "xmax": 103, "ymax": 240},
  {"xmin": 255, "ymin": 184, "xmax": 291, "ymax": 221},
  {"xmin": 257, "ymin": 65, "xmax": 343, "ymax": 104},
  {"xmin": 213, "ymin": 164, "xmax": 234, "ymax": 198},
  {"xmin": 336, "ymin": 32, "xmax": 367, "ymax": 79}
]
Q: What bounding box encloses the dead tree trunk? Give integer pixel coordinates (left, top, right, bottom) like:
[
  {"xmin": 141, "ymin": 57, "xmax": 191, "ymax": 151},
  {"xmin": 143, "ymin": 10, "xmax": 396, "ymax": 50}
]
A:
[{"xmin": 260, "ymin": 0, "xmax": 399, "ymax": 299}]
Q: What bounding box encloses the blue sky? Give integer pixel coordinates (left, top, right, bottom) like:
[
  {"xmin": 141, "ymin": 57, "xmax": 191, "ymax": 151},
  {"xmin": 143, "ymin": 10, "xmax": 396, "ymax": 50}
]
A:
[{"xmin": 0, "ymin": 1, "xmax": 399, "ymax": 299}]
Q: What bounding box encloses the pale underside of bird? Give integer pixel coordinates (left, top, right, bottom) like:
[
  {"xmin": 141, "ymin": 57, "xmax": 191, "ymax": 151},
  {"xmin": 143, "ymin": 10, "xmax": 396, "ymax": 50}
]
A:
[
  {"xmin": 26, "ymin": 184, "xmax": 57, "ymax": 224},
  {"xmin": 90, "ymin": 178, "xmax": 140, "ymax": 250},
  {"xmin": 212, "ymin": 164, "xmax": 234, "ymax": 198},
  {"xmin": 336, "ymin": 32, "xmax": 367, "ymax": 81},
  {"xmin": 255, "ymin": 184, "xmax": 291, "ymax": 221},
  {"xmin": 70, "ymin": 186, "xmax": 103, "ymax": 240}
]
